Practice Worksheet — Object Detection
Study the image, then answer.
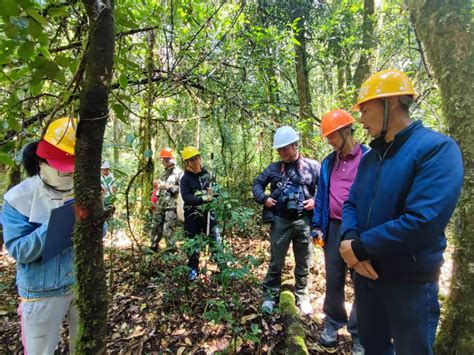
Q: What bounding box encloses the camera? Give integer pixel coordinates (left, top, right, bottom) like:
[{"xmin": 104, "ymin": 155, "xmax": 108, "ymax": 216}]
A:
[{"xmin": 281, "ymin": 183, "xmax": 299, "ymax": 212}]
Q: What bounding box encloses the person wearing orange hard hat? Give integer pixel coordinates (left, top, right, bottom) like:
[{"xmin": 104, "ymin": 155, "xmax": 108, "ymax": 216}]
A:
[
  {"xmin": 3, "ymin": 117, "xmax": 79, "ymax": 353},
  {"xmin": 339, "ymin": 69, "xmax": 463, "ymax": 354},
  {"xmin": 150, "ymin": 147, "xmax": 183, "ymax": 251},
  {"xmin": 312, "ymin": 109, "xmax": 368, "ymax": 354}
]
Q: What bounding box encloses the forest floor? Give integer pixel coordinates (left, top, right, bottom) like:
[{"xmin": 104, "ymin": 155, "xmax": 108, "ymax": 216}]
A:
[{"xmin": 0, "ymin": 224, "xmax": 453, "ymax": 354}]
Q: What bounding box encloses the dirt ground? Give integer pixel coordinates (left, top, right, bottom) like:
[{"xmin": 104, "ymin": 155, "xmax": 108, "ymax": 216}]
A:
[{"xmin": 0, "ymin": 225, "xmax": 452, "ymax": 354}]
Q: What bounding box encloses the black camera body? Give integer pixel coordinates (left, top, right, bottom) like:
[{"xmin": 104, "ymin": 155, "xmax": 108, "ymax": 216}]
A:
[
  {"xmin": 261, "ymin": 182, "xmax": 301, "ymax": 223},
  {"xmin": 280, "ymin": 183, "xmax": 300, "ymax": 212}
]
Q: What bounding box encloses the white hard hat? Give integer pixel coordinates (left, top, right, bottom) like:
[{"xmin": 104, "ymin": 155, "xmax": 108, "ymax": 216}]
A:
[
  {"xmin": 273, "ymin": 126, "xmax": 300, "ymax": 149},
  {"xmin": 101, "ymin": 161, "xmax": 110, "ymax": 169}
]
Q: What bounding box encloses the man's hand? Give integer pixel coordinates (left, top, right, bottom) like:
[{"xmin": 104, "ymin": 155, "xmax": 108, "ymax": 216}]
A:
[
  {"xmin": 264, "ymin": 197, "xmax": 277, "ymax": 209},
  {"xmin": 353, "ymin": 261, "xmax": 379, "ymax": 280},
  {"xmin": 303, "ymin": 198, "xmax": 315, "ymax": 211},
  {"xmin": 339, "ymin": 240, "xmax": 359, "ymax": 268}
]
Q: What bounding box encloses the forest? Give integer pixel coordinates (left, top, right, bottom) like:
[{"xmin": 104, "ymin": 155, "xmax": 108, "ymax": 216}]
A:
[{"xmin": 0, "ymin": 0, "xmax": 472, "ymax": 354}]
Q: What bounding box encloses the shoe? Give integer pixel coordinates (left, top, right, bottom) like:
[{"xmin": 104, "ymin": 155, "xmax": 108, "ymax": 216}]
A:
[
  {"xmin": 352, "ymin": 336, "xmax": 364, "ymax": 355},
  {"xmin": 188, "ymin": 268, "xmax": 198, "ymax": 281},
  {"xmin": 261, "ymin": 300, "xmax": 275, "ymax": 314},
  {"xmin": 319, "ymin": 328, "xmax": 337, "ymax": 353},
  {"xmin": 298, "ymin": 300, "xmax": 313, "ymax": 315}
]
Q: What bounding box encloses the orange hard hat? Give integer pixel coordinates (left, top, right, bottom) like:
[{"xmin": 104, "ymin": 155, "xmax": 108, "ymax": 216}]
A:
[
  {"xmin": 320, "ymin": 109, "xmax": 354, "ymax": 137},
  {"xmin": 159, "ymin": 147, "xmax": 174, "ymax": 159}
]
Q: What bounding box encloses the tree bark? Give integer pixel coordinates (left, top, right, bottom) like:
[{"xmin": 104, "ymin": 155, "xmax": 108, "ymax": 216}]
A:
[
  {"xmin": 280, "ymin": 290, "xmax": 309, "ymax": 354},
  {"xmin": 138, "ymin": 30, "xmax": 156, "ymax": 217},
  {"xmin": 352, "ymin": 0, "xmax": 376, "ymax": 98},
  {"xmin": 291, "ymin": 2, "xmax": 314, "ymax": 149},
  {"xmin": 74, "ymin": 0, "xmax": 114, "ymax": 353},
  {"xmin": 294, "ymin": 19, "xmax": 313, "ymax": 121},
  {"xmin": 406, "ymin": 1, "xmax": 473, "ymax": 353}
]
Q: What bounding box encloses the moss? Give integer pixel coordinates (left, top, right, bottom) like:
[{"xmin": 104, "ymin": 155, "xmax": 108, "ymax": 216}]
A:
[
  {"xmin": 280, "ymin": 290, "xmax": 298, "ymax": 315},
  {"xmin": 279, "ymin": 291, "xmax": 309, "ymax": 354}
]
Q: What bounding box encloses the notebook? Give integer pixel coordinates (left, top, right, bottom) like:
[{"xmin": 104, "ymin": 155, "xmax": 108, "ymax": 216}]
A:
[{"xmin": 43, "ymin": 202, "xmax": 75, "ymax": 262}]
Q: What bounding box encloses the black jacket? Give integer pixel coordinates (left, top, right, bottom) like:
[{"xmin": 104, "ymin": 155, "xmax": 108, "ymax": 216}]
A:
[
  {"xmin": 252, "ymin": 155, "xmax": 320, "ymax": 218},
  {"xmin": 179, "ymin": 167, "xmax": 217, "ymax": 236}
]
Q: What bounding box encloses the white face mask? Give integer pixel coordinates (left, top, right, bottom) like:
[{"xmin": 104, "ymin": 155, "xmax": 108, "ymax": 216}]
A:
[{"xmin": 39, "ymin": 162, "xmax": 74, "ymax": 191}]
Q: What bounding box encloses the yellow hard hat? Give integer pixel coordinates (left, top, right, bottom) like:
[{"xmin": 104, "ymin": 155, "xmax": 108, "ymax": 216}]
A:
[
  {"xmin": 43, "ymin": 117, "xmax": 77, "ymax": 155},
  {"xmin": 352, "ymin": 69, "xmax": 418, "ymax": 111},
  {"xmin": 181, "ymin": 146, "xmax": 200, "ymax": 160}
]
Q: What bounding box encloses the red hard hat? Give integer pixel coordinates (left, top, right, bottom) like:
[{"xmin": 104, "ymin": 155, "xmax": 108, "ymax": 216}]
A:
[
  {"xmin": 37, "ymin": 139, "xmax": 75, "ymax": 173},
  {"xmin": 320, "ymin": 109, "xmax": 354, "ymax": 137},
  {"xmin": 159, "ymin": 147, "xmax": 174, "ymax": 159}
]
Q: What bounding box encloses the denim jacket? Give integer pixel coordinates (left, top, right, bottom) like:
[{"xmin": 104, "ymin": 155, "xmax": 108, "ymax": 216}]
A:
[{"xmin": 3, "ymin": 198, "xmax": 75, "ymax": 299}]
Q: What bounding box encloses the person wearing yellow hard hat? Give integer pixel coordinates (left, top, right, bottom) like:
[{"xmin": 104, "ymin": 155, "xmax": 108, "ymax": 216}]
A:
[
  {"xmin": 339, "ymin": 70, "xmax": 464, "ymax": 354},
  {"xmin": 3, "ymin": 117, "xmax": 80, "ymax": 353},
  {"xmin": 312, "ymin": 109, "xmax": 368, "ymax": 354},
  {"xmin": 149, "ymin": 147, "xmax": 183, "ymax": 251},
  {"xmin": 179, "ymin": 146, "xmax": 221, "ymax": 281}
]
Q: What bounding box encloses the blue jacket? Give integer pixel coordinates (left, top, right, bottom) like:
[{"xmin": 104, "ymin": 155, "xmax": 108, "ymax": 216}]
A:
[
  {"xmin": 341, "ymin": 121, "xmax": 463, "ymax": 281},
  {"xmin": 312, "ymin": 144, "xmax": 368, "ymax": 238},
  {"xmin": 2, "ymin": 201, "xmax": 75, "ymax": 298},
  {"xmin": 252, "ymin": 155, "xmax": 320, "ymax": 218}
]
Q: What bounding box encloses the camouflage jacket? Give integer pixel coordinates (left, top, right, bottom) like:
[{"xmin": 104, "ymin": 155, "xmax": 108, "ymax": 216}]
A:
[{"xmin": 156, "ymin": 165, "xmax": 183, "ymax": 210}]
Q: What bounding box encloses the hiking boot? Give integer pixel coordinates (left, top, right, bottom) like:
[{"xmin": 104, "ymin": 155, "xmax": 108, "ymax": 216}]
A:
[
  {"xmin": 298, "ymin": 300, "xmax": 313, "ymax": 316},
  {"xmin": 188, "ymin": 268, "xmax": 198, "ymax": 282},
  {"xmin": 319, "ymin": 328, "xmax": 337, "ymax": 353},
  {"xmin": 261, "ymin": 300, "xmax": 275, "ymax": 314}
]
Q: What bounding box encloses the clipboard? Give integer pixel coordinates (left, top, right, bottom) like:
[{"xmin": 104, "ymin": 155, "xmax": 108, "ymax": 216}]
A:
[{"xmin": 43, "ymin": 202, "xmax": 75, "ymax": 262}]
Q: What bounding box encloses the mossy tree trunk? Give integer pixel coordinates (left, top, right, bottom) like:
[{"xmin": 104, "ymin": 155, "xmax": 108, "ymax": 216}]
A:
[
  {"xmin": 137, "ymin": 30, "xmax": 156, "ymax": 218},
  {"xmin": 74, "ymin": 0, "xmax": 114, "ymax": 353},
  {"xmin": 280, "ymin": 290, "xmax": 309, "ymax": 355},
  {"xmin": 406, "ymin": 1, "xmax": 473, "ymax": 353}
]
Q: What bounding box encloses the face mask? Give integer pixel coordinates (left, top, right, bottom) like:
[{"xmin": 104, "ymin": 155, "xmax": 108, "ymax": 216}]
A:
[{"xmin": 39, "ymin": 163, "xmax": 74, "ymax": 191}]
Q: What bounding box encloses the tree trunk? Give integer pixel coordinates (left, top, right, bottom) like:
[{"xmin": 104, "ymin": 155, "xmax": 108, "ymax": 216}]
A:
[
  {"xmin": 138, "ymin": 31, "xmax": 156, "ymax": 217},
  {"xmin": 294, "ymin": 19, "xmax": 313, "ymax": 121},
  {"xmin": 74, "ymin": 0, "xmax": 114, "ymax": 353},
  {"xmin": 280, "ymin": 290, "xmax": 309, "ymax": 354},
  {"xmin": 406, "ymin": 1, "xmax": 473, "ymax": 353},
  {"xmin": 113, "ymin": 113, "xmax": 120, "ymax": 165},
  {"xmin": 352, "ymin": 0, "xmax": 376, "ymax": 98}
]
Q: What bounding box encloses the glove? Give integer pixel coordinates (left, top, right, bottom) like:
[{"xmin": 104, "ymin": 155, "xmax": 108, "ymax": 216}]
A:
[{"xmin": 310, "ymin": 228, "xmax": 324, "ymax": 247}]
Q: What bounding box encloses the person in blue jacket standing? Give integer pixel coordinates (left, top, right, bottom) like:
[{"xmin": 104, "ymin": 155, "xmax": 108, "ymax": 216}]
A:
[
  {"xmin": 3, "ymin": 117, "xmax": 78, "ymax": 354},
  {"xmin": 312, "ymin": 109, "xmax": 367, "ymax": 354},
  {"xmin": 339, "ymin": 70, "xmax": 464, "ymax": 355}
]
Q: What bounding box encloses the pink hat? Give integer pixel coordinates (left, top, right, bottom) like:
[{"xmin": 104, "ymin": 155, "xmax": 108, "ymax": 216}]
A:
[{"xmin": 36, "ymin": 140, "xmax": 75, "ymax": 173}]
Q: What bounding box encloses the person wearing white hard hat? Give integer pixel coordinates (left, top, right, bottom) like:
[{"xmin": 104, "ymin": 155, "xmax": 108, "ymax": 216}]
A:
[
  {"xmin": 252, "ymin": 126, "xmax": 320, "ymax": 315},
  {"xmin": 100, "ymin": 161, "xmax": 116, "ymax": 206}
]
